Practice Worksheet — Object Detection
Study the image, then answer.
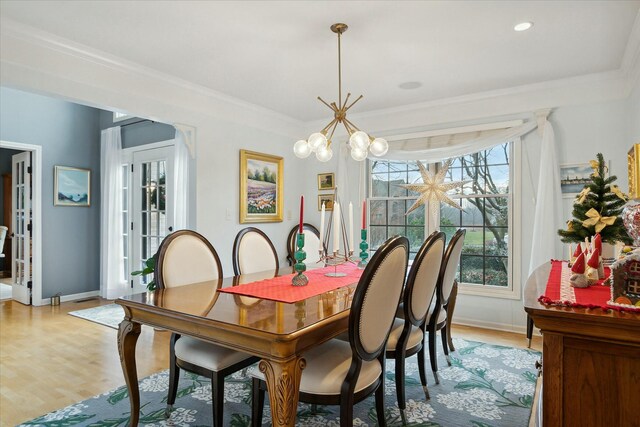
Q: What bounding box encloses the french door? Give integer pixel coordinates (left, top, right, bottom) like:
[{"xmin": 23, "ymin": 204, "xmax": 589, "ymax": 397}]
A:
[
  {"xmin": 11, "ymin": 151, "xmax": 31, "ymax": 305},
  {"xmin": 127, "ymin": 146, "xmax": 174, "ymax": 293}
]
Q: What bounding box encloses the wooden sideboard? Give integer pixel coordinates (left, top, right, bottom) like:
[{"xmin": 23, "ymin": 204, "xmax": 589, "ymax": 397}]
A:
[{"xmin": 524, "ymin": 263, "xmax": 640, "ymax": 427}]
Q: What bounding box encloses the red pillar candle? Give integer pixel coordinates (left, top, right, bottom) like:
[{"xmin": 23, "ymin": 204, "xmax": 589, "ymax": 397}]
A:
[
  {"xmin": 362, "ymin": 200, "xmax": 366, "ymax": 229},
  {"xmin": 299, "ymin": 196, "xmax": 304, "ymax": 233}
]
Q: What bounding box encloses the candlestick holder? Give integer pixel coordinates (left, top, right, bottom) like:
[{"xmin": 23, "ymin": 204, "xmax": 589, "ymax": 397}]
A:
[
  {"xmin": 358, "ymin": 229, "xmax": 369, "ymax": 269},
  {"xmin": 292, "ymin": 233, "xmax": 309, "ymax": 286}
]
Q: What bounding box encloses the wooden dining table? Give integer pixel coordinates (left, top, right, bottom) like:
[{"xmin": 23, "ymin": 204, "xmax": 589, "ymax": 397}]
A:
[{"xmin": 115, "ymin": 268, "xmax": 358, "ymax": 427}]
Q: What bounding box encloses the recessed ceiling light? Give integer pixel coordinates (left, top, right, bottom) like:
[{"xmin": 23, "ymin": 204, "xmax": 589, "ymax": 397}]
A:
[
  {"xmin": 398, "ymin": 81, "xmax": 422, "ymax": 90},
  {"xmin": 514, "ymin": 22, "xmax": 533, "ymax": 32}
]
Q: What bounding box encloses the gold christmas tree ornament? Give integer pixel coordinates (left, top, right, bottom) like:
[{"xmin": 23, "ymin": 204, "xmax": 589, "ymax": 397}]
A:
[{"xmin": 400, "ymin": 160, "xmax": 469, "ymax": 218}]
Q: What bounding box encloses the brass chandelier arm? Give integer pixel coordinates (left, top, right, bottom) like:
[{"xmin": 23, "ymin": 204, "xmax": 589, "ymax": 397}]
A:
[
  {"xmin": 343, "ymin": 117, "xmax": 362, "ymax": 133},
  {"xmin": 321, "ymin": 118, "xmax": 339, "ymax": 134},
  {"xmin": 344, "ymin": 94, "xmax": 364, "ymax": 112},
  {"xmin": 337, "ymin": 30, "xmax": 342, "ymax": 109},
  {"xmin": 327, "ymin": 120, "xmax": 340, "ymax": 143},
  {"xmin": 342, "ymin": 93, "xmax": 351, "ymax": 110},
  {"xmin": 317, "ymin": 96, "xmax": 336, "ymax": 112}
]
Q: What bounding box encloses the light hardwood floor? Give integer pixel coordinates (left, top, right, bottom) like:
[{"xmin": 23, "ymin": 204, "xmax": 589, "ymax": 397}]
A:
[{"xmin": 0, "ymin": 298, "xmax": 542, "ymax": 426}]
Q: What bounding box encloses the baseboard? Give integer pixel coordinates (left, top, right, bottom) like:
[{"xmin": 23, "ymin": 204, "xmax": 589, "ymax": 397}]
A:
[
  {"xmin": 453, "ymin": 316, "xmax": 528, "ymax": 335},
  {"xmin": 36, "ymin": 290, "xmax": 100, "ymax": 306}
]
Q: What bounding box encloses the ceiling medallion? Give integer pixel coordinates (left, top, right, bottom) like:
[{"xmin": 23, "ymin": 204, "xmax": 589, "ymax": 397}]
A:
[{"xmin": 293, "ymin": 23, "xmax": 388, "ymax": 162}]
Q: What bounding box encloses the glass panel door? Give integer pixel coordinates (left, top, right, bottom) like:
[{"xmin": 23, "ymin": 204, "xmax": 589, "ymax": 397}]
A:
[{"xmin": 11, "ymin": 151, "xmax": 31, "ymax": 305}]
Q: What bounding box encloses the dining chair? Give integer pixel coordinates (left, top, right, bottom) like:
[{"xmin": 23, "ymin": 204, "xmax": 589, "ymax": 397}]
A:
[
  {"xmin": 251, "ymin": 235, "xmax": 409, "ymax": 427},
  {"xmin": 385, "ymin": 231, "xmax": 445, "ymax": 421},
  {"xmin": 286, "ymin": 223, "xmax": 323, "ymax": 266},
  {"xmin": 155, "ymin": 230, "xmax": 259, "ymax": 425},
  {"xmin": 232, "ymin": 227, "xmax": 279, "ymax": 275},
  {"xmin": 427, "ymin": 228, "xmax": 466, "ymax": 384}
]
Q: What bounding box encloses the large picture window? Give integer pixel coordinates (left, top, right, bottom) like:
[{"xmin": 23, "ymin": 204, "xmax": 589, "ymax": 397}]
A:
[{"xmin": 368, "ymin": 142, "xmax": 518, "ymax": 297}]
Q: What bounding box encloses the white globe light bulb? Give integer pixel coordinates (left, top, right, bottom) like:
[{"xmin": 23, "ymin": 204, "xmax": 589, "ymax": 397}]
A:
[
  {"xmin": 350, "ymin": 147, "xmax": 368, "ymax": 161},
  {"xmin": 349, "ymin": 131, "xmax": 370, "ymax": 151},
  {"xmin": 369, "ymin": 138, "xmax": 389, "ymax": 157},
  {"xmin": 316, "ymin": 145, "xmax": 333, "ymax": 162},
  {"xmin": 293, "ymin": 140, "xmax": 312, "ymax": 158},
  {"xmin": 308, "ymin": 133, "xmax": 328, "ymax": 152}
]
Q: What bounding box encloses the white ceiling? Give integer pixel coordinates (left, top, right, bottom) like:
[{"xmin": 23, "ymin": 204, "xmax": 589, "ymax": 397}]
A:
[{"xmin": 1, "ymin": 1, "xmax": 639, "ymax": 122}]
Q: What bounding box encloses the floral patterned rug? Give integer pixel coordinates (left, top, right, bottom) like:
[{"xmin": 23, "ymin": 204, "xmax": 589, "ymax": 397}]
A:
[
  {"xmin": 68, "ymin": 304, "xmax": 124, "ymax": 329},
  {"xmin": 19, "ymin": 338, "xmax": 539, "ymax": 427}
]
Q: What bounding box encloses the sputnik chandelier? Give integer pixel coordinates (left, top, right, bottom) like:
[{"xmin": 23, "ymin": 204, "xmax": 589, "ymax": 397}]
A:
[{"xmin": 293, "ymin": 23, "xmax": 389, "ymax": 162}]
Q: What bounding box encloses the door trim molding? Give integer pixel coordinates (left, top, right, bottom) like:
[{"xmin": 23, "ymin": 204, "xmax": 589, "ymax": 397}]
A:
[{"xmin": 0, "ymin": 141, "xmax": 42, "ymax": 306}]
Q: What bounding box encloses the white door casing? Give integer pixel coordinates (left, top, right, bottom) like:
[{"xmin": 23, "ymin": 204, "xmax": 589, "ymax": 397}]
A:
[
  {"xmin": 127, "ymin": 145, "xmax": 174, "ymax": 293},
  {"xmin": 11, "ymin": 151, "xmax": 31, "ymax": 305}
]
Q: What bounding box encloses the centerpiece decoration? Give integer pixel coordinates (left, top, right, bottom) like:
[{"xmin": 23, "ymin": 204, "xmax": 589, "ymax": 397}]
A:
[
  {"xmin": 318, "ymin": 192, "xmax": 362, "ymax": 276},
  {"xmin": 292, "ymin": 196, "xmax": 309, "ymax": 286},
  {"xmin": 558, "ymin": 153, "xmax": 632, "ymax": 264}
]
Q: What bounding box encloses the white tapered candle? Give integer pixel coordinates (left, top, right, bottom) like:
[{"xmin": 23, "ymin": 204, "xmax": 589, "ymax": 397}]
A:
[
  {"xmin": 333, "ymin": 202, "xmax": 340, "ymax": 253},
  {"xmin": 349, "ymin": 202, "xmax": 353, "ymax": 253},
  {"xmin": 319, "ymin": 202, "xmax": 325, "ymax": 250}
]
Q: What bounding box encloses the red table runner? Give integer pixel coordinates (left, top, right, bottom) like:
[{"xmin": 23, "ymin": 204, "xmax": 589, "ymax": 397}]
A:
[
  {"xmin": 538, "ymin": 260, "xmax": 639, "ymax": 312},
  {"xmin": 219, "ymin": 263, "xmax": 363, "ymax": 304}
]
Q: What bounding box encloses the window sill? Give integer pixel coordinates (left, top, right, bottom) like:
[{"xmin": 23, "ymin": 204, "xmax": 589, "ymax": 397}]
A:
[{"xmin": 458, "ymin": 282, "xmax": 521, "ymax": 300}]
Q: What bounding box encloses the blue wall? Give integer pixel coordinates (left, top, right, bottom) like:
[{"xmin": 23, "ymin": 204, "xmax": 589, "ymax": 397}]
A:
[{"xmin": 0, "ymin": 87, "xmax": 101, "ymax": 298}]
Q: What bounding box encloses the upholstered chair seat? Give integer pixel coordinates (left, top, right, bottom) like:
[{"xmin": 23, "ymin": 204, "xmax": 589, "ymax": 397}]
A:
[
  {"xmin": 386, "ymin": 319, "xmax": 424, "ymax": 351},
  {"xmin": 426, "ymin": 302, "xmax": 447, "ymax": 326},
  {"xmin": 174, "ymin": 337, "xmax": 255, "ymax": 372},
  {"xmin": 251, "ymin": 340, "xmax": 382, "ymax": 396}
]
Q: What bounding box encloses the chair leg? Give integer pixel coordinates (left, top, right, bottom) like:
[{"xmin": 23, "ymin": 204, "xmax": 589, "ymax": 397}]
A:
[
  {"xmin": 417, "ymin": 345, "xmax": 430, "ymax": 400},
  {"xmin": 526, "ymin": 315, "xmax": 534, "ymax": 348},
  {"xmin": 446, "ymin": 282, "xmax": 458, "ymax": 352},
  {"xmin": 339, "ymin": 391, "xmax": 355, "ymax": 427},
  {"xmin": 166, "ymin": 339, "xmax": 180, "ymax": 418},
  {"xmin": 428, "ymin": 326, "xmax": 439, "ymax": 384},
  {"xmin": 251, "ymin": 378, "xmax": 265, "ymax": 427},
  {"xmin": 375, "ymin": 380, "xmax": 387, "ymax": 427},
  {"xmin": 212, "ymin": 373, "xmax": 224, "ymax": 427},
  {"xmin": 394, "ymin": 352, "xmax": 407, "ymax": 421},
  {"xmin": 441, "ymin": 325, "xmax": 452, "ymax": 366}
]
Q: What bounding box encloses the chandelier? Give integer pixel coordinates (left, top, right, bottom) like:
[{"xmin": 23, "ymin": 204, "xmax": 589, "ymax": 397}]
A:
[{"xmin": 293, "ymin": 23, "xmax": 389, "ymax": 162}]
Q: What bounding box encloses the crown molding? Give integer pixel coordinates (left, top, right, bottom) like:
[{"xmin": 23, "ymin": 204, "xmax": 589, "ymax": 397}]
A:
[{"xmin": 0, "ymin": 18, "xmax": 303, "ymax": 138}]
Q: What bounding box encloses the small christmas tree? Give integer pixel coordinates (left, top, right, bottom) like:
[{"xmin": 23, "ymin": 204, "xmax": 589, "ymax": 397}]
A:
[{"xmin": 558, "ymin": 153, "xmax": 632, "ymax": 244}]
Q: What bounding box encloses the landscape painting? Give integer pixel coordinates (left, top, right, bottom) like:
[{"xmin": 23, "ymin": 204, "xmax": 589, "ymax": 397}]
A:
[
  {"xmin": 560, "ymin": 162, "xmax": 606, "ymax": 197},
  {"xmin": 239, "ymin": 150, "xmax": 283, "ymax": 223},
  {"xmin": 54, "ymin": 166, "xmax": 90, "ymax": 207}
]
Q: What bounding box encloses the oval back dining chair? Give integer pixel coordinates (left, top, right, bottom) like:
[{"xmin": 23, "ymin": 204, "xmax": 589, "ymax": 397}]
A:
[
  {"xmin": 155, "ymin": 230, "xmax": 259, "ymax": 426},
  {"xmin": 385, "ymin": 231, "xmax": 445, "ymax": 421},
  {"xmin": 251, "ymin": 235, "xmax": 409, "ymax": 427},
  {"xmin": 427, "ymin": 228, "xmax": 466, "ymax": 384},
  {"xmin": 232, "ymin": 227, "xmax": 279, "ymax": 275},
  {"xmin": 286, "ymin": 223, "xmax": 323, "ymax": 266}
]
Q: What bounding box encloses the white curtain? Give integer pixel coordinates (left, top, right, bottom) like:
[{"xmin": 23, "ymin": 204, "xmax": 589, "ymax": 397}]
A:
[
  {"xmin": 100, "ymin": 127, "xmax": 127, "ymax": 299},
  {"xmin": 173, "ymin": 127, "xmax": 190, "ymax": 231},
  {"xmin": 529, "ymin": 117, "xmax": 563, "ymax": 273},
  {"xmin": 380, "ymin": 121, "xmax": 537, "ymax": 163}
]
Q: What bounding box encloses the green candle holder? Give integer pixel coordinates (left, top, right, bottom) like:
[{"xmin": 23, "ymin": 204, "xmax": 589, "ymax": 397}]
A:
[
  {"xmin": 292, "ymin": 232, "xmax": 309, "ymax": 286},
  {"xmin": 358, "ymin": 228, "xmax": 369, "ymax": 269}
]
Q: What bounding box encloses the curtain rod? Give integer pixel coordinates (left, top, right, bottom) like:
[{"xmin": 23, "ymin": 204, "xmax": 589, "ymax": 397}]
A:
[{"xmin": 120, "ymin": 119, "xmax": 154, "ymax": 128}]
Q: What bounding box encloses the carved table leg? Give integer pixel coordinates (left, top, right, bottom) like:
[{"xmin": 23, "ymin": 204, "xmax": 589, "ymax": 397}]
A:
[
  {"xmin": 446, "ymin": 280, "xmax": 458, "ymax": 352},
  {"xmin": 118, "ymin": 319, "xmax": 141, "ymax": 426},
  {"xmin": 259, "ymin": 357, "xmax": 306, "ymax": 427}
]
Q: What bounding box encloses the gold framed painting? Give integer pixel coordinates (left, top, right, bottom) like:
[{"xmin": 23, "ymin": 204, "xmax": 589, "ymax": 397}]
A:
[
  {"xmin": 54, "ymin": 166, "xmax": 91, "ymax": 207},
  {"xmin": 317, "ymin": 172, "xmax": 335, "ymax": 190},
  {"xmin": 318, "ymin": 194, "xmax": 335, "ymax": 211},
  {"xmin": 239, "ymin": 150, "xmax": 284, "ymax": 223}
]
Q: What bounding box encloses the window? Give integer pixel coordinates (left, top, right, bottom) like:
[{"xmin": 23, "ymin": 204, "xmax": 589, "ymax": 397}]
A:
[{"xmin": 368, "ymin": 141, "xmax": 520, "ymax": 298}]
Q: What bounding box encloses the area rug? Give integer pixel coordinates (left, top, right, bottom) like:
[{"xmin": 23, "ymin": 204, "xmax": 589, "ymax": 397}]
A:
[
  {"xmin": 68, "ymin": 304, "xmax": 124, "ymax": 329},
  {"xmin": 19, "ymin": 338, "xmax": 539, "ymax": 427}
]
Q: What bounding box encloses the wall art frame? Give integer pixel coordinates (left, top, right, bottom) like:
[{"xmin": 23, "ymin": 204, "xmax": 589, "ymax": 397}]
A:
[
  {"xmin": 239, "ymin": 149, "xmax": 283, "ymax": 223},
  {"xmin": 54, "ymin": 165, "xmax": 91, "ymax": 207}
]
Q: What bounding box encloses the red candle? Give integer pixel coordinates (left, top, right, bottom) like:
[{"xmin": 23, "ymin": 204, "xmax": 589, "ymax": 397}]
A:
[
  {"xmin": 299, "ymin": 196, "xmax": 304, "ymax": 233},
  {"xmin": 362, "ymin": 200, "xmax": 366, "ymax": 229}
]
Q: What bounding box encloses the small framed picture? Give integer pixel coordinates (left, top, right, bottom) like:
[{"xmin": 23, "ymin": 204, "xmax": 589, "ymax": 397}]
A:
[
  {"xmin": 318, "ymin": 194, "xmax": 335, "ymax": 211},
  {"xmin": 317, "ymin": 172, "xmax": 335, "ymax": 190},
  {"xmin": 560, "ymin": 162, "xmax": 608, "ymax": 198},
  {"xmin": 54, "ymin": 166, "xmax": 91, "ymax": 207}
]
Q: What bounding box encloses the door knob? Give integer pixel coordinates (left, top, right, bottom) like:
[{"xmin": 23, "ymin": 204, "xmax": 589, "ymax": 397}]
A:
[{"xmin": 168, "ymin": 226, "xmax": 173, "ymax": 232}]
